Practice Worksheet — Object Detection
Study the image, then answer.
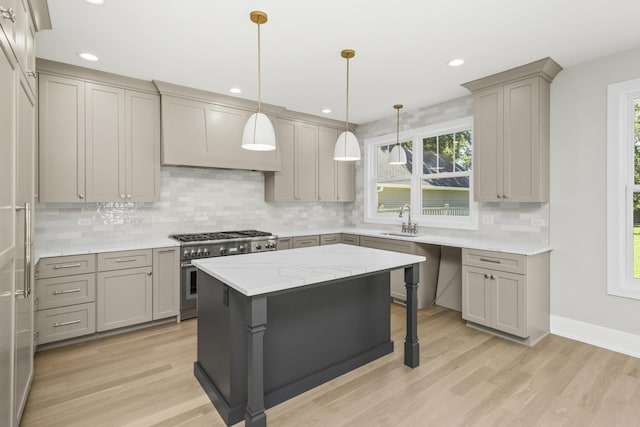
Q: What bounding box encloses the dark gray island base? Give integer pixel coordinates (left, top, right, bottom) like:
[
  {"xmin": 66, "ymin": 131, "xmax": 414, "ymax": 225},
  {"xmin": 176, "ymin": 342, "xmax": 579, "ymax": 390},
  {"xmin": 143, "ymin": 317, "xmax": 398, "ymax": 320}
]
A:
[{"xmin": 194, "ymin": 264, "xmax": 420, "ymax": 427}]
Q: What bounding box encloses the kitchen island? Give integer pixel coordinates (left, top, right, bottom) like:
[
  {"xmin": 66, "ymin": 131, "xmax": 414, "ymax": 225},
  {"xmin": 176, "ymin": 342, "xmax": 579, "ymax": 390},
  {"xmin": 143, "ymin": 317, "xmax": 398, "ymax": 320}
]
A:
[{"xmin": 192, "ymin": 244, "xmax": 426, "ymax": 427}]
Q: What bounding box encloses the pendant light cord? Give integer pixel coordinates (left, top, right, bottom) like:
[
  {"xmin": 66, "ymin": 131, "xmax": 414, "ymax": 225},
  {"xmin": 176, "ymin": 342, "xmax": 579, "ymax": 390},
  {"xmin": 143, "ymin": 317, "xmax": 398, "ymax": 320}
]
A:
[
  {"xmin": 257, "ymin": 20, "xmax": 262, "ymax": 113},
  {"xmin": 396, "ymin": 107, "xmax": 400, "ymax": 146},
  {"xmin": 345, "ymin": 57, "xmax": 350, "ymax": 133}
]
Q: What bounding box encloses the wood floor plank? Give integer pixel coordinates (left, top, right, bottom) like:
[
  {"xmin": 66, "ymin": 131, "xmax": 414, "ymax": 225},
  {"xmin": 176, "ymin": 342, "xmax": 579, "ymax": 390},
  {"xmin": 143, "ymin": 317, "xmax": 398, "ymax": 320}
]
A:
[{"xmin": 21, "ymin": 304, "xmax": 640, "ymax": 427}]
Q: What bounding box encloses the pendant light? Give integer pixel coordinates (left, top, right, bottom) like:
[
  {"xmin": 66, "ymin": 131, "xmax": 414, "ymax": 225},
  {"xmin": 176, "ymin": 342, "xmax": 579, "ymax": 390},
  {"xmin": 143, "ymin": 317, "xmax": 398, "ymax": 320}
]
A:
[
  {"xmin": 334, "ymin": 49, "xmax": 360, "ymax": 161},
  {"xmin": 389, "ymin": 104, "xmax": 407, "ymax": 165},
  {"xmin": 241, "ymin": 11, "xmax": 276, "ymax": 151}
]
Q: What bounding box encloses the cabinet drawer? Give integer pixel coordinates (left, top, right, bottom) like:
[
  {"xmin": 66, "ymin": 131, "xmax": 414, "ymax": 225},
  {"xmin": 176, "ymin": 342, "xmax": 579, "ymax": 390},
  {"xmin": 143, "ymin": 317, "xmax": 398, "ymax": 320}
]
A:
[
  {"xmin": 36, "ymin": 273, "xmax": 96, "ymax": 310},
  {"xmin": 277, "ymin": 238, "xmax": 292, "ymax": 251},
  {"xmin": 341, "ymin": 234, "xmax": 360, "ymax": 246},
  {"xmin": 320, "ymin": 234, "xmax": 342, "ymax": 245},
  {"xmin": 359, "ymin": 236, "xmax": 414, "ymax": 254},
  {"xmin": 462, "ymin": 248, "xmax": 525, "ymax": 275},
  {"xmin": 98, "ymin": 249, "xmax": 152, "ymax": 271},
  {"xmin": 36, "ymin": 303, "xmax": 96, "ymax": 345},
  {"xmin": 292, "ymin": 235, "xmax": 320, "ymax": 249},
  {"xmin": 36, "ymin": 254, "xmax": 97, "ymax": 279}
]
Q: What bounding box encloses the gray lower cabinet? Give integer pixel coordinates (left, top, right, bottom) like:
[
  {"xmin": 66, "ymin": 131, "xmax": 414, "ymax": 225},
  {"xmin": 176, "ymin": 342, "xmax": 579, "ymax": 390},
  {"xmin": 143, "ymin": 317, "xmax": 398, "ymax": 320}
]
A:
[
  {"xmin": 292, "ymin": 235, "xmax": 320, "ymax": 249},
  {"xmin": 461, "ymin": 248, "xmax": 549, "ymax": 345},
  {"xmin": 35, "ymin": 254, "xmax": 98, "ymax": 345},
  {"xmin": 276, "ymin": 238, "xmax": 292, "ymax": 251},
  {"xmin": 319, "ymin": 233, "xmax": 341, "ymax": 245},
  {"xmin": 152, "ymin": 247, "xmax": 180, "ymax": 320},
  {"xmin": 96, "ymin": 250, "xmax": 153, "ymax": 332},
  {"xmin": 341, "ymin": 234, "xmax": 360, "ymax": 246},
  {"xmin": 359, "ymin": 236, "xmax": 440, "ymax": 309}
]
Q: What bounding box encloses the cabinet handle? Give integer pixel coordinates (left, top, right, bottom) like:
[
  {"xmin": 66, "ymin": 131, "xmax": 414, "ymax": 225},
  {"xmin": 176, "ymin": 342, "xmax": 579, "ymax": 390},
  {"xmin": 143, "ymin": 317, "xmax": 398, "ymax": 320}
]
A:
[
  {"xmin": 53, "ymin": 288, "xmax": 81, "ymax": 295},
  {"xmin": 78, "ymin": 193, "xmax": 85, "ymax": 199},
  {"xmin": 158, "ymin": 249, "xmax": 175, "ymax": 253},
  {"xmin": 479, "ymin": 258, "xmax": 501, "ymax": 264},
  {"xmin": 503, "ymin": 194, "xmax": 508, "ymax": 199},
  {"xmin": 120, "ymin": 194, "xmax": 125, "ymax": 199},
  {"xmin": 0, "ymin": 6, "xmax": 15, "ymax": 23},
  {"xmin": 496, "ymin": 194, "xmax": 502, "ymax": 199},
  {"xmin": 294, "ymin": 195, "xmax": 301, "ymax": 200},
  {"xmin": 115, "ymin": 257, "xmax": 137, "ymax": 263},
  {"xmin": 53, "ymin": 263, "xmax": 82, "ymax": 269},
  {"xmin": 53, "ymin": 319, "xmax": 81, "ymax": 328},
  {"xmin": 147, "ymin": 271, "xmax": 152, "ymax": 276}
]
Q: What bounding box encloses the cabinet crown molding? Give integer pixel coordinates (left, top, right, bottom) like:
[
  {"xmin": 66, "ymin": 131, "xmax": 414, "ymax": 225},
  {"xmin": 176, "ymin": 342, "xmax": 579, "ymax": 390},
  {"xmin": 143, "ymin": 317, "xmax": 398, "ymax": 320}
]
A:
[{"xmin": 461, "ymin": 57, "xmax": 563, "ymax": 93}]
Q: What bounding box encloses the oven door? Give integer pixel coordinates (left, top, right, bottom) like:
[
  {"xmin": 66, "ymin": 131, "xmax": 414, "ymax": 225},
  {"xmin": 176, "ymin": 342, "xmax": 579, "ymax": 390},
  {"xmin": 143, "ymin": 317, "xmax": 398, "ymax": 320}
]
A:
[{"xmin": 181, "ymin": 262, "xmax": 198, "ymax": 320}]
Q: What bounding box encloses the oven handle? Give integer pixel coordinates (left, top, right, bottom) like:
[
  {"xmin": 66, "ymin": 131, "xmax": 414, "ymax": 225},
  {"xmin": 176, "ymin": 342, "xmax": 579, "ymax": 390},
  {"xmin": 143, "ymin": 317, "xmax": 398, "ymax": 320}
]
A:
[{"xmin": 181, "ymin": 263, "xmax": 194, "ymax": 269}]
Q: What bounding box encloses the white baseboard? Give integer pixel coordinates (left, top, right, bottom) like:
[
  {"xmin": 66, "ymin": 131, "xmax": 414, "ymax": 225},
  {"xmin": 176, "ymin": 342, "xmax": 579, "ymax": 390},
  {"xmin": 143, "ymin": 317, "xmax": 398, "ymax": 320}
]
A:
[{"xmin": 550, "ymin": 315, "xmax": 640, "ymax": 359}]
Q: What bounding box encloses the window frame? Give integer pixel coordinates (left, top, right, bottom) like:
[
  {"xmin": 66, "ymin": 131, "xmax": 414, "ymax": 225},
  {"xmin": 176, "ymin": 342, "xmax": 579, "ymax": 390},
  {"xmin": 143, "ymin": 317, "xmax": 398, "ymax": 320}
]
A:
[
  {"xmin": 607, "ymin": 78, "xmax": 640, "ymax": 300},
  {"xmin": 364, "ymin": 117, "xmax": 478, "ymax": 230}
]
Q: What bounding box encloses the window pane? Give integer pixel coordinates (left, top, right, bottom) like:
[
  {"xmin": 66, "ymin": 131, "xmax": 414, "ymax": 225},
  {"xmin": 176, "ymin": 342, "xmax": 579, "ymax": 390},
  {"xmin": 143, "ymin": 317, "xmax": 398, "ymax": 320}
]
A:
[
  {"xmin": 421, "ymin": 177, "xmax": 469, "ymax": 217},
  {"xmin": 376, "ymin": 143, "xmax": 412, "ymax": 179},
  {"xmin": 422, "ymin": 132, "xmax": 472, "ymax": 175},
  {"xmin": 455, "ymin": 130, "xmax": 472, "ymax": 171},
  {"xmin": 635, "ymin": 99, "xmax": 640, "ymax": 185},
  {"xmin": 376, "ymin": 180, "xmax": 410, "ymax": 217}
]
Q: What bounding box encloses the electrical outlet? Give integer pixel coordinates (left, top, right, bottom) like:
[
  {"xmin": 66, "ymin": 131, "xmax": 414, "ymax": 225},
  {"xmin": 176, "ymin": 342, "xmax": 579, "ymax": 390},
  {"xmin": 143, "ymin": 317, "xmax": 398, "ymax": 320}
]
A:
[
  {"xmin": 482, "ymin": 215, "xmax": 494, "ymax": 225},
  {"xmin": 531, "ymin": 218, "xmax": 545, "ymax": 227},
  {"xmin": 77, "ymin": 218, "xmax": 92, "ymax": 226}
]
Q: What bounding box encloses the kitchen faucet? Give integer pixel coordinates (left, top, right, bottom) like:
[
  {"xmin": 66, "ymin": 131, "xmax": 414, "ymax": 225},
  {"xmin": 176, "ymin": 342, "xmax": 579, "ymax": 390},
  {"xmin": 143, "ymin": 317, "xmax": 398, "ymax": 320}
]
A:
[{"xmin": 399, "ymin": 204, "xmax": 418, "ymax": 234}]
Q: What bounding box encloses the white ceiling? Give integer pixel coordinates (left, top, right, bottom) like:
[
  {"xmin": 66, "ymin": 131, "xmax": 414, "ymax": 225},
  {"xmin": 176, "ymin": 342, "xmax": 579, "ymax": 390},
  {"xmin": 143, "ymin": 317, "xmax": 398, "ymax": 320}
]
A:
[{"xmin": 36, "ymin": 0, "xmax": 640, "ymax": 124}]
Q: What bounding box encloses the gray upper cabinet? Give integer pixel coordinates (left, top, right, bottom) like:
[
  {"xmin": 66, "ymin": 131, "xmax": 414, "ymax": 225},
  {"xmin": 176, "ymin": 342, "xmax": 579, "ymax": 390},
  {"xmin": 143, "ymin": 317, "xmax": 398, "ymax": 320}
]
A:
[
  {"xmin": 38, "ymin": 61, "xmax": 161, "ymax": 203},
  {"xmin": 462, "ymin": 58, "xmax": 561, "ymax": 203},
  {"xmin": 265, "ymin": 120, "xmax": 355, "ymax": 203},
  {"xmin": 38, "ymin": 74, "xmax": 86, "ymax": 203}
]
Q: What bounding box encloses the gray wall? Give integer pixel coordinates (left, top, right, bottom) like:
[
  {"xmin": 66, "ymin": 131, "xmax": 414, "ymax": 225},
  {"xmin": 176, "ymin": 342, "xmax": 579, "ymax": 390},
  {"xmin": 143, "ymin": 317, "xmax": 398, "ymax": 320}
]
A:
[
  {"xmin": 352, "ymin": 96, "xmax": 550, "ymax": 246},
  {"xmin": 550, "ymin": 46, "xmax": 640, "ymax": 336}
]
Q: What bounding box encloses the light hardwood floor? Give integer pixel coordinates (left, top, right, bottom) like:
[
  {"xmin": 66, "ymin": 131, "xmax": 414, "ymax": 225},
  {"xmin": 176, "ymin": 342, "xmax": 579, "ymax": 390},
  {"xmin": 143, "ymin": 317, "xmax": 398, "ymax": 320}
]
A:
[{"xmin": 21, "ymin": 304, "xmax": 640, "ymax": 427}]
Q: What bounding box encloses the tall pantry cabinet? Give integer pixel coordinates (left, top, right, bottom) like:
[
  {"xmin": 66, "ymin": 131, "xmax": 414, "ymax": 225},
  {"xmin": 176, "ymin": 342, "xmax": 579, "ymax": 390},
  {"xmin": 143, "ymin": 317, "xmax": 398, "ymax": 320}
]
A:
[{"xmin": 0, "ymin": 1, "xmax": 50, "ymax": 426}]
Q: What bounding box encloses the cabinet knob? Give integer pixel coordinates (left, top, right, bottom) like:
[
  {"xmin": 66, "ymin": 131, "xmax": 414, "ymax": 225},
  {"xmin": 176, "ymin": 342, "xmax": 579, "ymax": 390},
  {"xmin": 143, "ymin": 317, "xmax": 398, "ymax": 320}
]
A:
[
  {"xmin": 0, "ymin": 7, "xmax": 16, "ymax": 23},
  {"xmin": 26, "ymin": 70, "xmax": 37, "ymax": 77},
  {"xmin": 120, "ymin": 194, "xmax": 125, "ymax": 199},
  {"xmin": 502, "ymin": 194, "xmax": 508, "ymax": 199},
  {"xmin": 126, "ymin": 194, "xmax": 131, "ymax": 199},
  {"xmin": 147, "ymin": 271, "xmax": 152, "ymax": 276},
  {"xmin": 490, "ymin": 275, "xmax": 495, "ymax": 280},
  {"xmin": 484, "ymin": 274, "xmax": 489, "ymax": 279},
  {"xmin": 78, "ymin": 193, "xmax": 85, "ymax": 199},
  {"xmin": 497, "ymin": 194, "xmax": 502, "ymax": 199}
]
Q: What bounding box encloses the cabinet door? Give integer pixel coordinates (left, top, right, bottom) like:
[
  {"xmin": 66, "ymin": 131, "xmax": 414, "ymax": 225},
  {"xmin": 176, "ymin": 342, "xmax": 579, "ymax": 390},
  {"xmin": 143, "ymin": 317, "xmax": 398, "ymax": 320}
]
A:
[
  {"xmin": 85, "ymin": 83, "xmax": 126, "ymax": 202},
  {"xmin": 503, "ymin": 77, "xmax": 541, "ymax": 202},
  {"xmin": 472, "ymin": 86, "xmax": 503, "ymax": 202},
  {"xmin": 38, "ymin": 74, "xmax": 86, "ymax": 202},
  {"xmin": 295, "ymin": 123, "xmax": 318, "ymax": 201},
  {"xmin": 152, "ymin": 248, "xmax": 179, "ymax": 320},
  {"xmin": 493, "ymin": 270, "xmax": 527, "ymax": 337},
  {"xmin": 126, "ymin": 91, "xmax": 160, "ymax": 202},
  {"xmin": 0, "ymin": 0, "xmax": 17, "ymax": 50},
  {"xmin": 265, "ymin": 119, "xmax": 296, "ymax": 201},
  {"xmin": 461, "ymin": 266, "xmax": 492, "ymax": 327},
  {"xmin": 317, "ymin": 126, "xmax": 337, "ymax": 201},
  {"xmin": 0, "ymin": 32, "xmax": 16, "ymax": 427},
  {"xmin": 96, "ymin": 267, "xmax": 152, "ymax": 332},
  {"xmin": 336, "ymin": 160, "xmax": 355, "ymax": 202}
]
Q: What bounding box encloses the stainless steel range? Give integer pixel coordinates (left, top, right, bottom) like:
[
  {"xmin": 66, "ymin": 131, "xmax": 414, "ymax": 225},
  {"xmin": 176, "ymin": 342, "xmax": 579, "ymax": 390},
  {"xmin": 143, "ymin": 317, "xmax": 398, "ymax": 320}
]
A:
[{"xmin": 170, "ymin": 230, "xmax": 277, "ymax": 320}]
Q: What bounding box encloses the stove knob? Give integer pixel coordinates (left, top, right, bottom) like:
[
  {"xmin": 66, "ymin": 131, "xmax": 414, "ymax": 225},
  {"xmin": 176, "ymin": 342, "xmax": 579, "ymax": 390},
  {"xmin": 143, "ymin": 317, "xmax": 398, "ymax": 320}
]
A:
[
  {"xmin": 190, "ymin": 249, "xmax": 196, "ymax": 258},
  {"xmin": 239, "ymin": 245, "xmax": 246, "ymax": 253},
  {"xmin": 203, "ymin": 248, "xmax": 210, "ymax": 257},
  {"xmin": 220, "ymin": 247, "xmax": 227, "ymax": 255},
  {"xmin": 196, "ymin": 248, "xmax": 202, "ymax": 257},
  {"xmin": 255, "ymin": 244, "xmax": 262, "ymax": 251},
  {"xmin": 183, "ymin": 250, "xmax": 190, "ymax": 258}
]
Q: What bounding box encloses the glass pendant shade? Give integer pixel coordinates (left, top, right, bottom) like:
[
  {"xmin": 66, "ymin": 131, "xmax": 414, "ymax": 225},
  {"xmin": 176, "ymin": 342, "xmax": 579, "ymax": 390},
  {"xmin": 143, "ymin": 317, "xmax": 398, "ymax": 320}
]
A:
[
  {"xmin": 334, "ymin": 131, "xmax": 360, "ymax": 161},
  {"xmin": 241, "ymin": 112, "xmax": 276, "ymax": 151},
  {"xmin": 389, "ymin": 144, "xmax": 407, "ymax": 165}
]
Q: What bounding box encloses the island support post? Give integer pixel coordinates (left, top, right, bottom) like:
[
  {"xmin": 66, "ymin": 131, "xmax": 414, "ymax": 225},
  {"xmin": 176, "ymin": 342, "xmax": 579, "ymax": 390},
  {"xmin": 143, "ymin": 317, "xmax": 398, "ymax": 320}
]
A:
[
  {"xmin": 245, "ymin": 295, "xmax": 267, "ymax": 426},
  {"xmin": 404, "ymin": 263, "xmax": 420, "ymax": 368}
]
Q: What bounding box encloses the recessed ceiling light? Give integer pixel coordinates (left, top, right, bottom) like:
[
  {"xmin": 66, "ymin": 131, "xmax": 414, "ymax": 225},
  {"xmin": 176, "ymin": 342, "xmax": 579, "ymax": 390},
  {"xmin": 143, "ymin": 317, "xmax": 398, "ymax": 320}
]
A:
[
  {"xmin": 85, "ymin": 0, "xmax": 105, "ymax": 5},
  {"xmin": 78, "ymin": 52, "xmax": 99, "ymax": 61},
  {"xmin": 321, "ymin": 108, "xmax": 331, "ymax": 114},
  {"xmin": 229, "ymin": 88, "xmax": 242, "ymax": 94},
  {"xmin": 448, "ymin": 58, "xmax": 465, "ymax": 67}
]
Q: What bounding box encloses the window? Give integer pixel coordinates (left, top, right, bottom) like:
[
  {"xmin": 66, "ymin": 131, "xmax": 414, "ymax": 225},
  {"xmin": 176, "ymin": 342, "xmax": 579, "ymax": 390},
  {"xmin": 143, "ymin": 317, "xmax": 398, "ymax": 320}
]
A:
[
  {"xmin": 607, "ymin": 79, "xmax": 640, "ymax": 299},
  {"xmin": 364, "ymin": 117, "xmax": 478, "ymax": 229}
]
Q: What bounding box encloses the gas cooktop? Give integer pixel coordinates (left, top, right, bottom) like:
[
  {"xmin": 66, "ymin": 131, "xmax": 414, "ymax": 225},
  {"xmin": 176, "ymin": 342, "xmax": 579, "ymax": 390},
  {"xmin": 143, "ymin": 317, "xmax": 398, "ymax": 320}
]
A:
[{"xmin": 170, "ymin": 230, "xmax": 274, "ymax": 243}]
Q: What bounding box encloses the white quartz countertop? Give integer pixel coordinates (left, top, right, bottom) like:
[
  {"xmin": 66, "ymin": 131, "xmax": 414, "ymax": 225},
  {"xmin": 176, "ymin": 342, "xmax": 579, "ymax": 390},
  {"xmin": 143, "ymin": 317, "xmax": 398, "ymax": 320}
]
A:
[
  {"xmin": 34, "ymin": 238, "xmax": 179, "ymax": 264},
  {"xmin": 192, "ymin": 243, "xmax": 426, "ymax": 297},
  {"xmin": 273, "ymin": 227, "xmax": 551, "ymax": 256}
]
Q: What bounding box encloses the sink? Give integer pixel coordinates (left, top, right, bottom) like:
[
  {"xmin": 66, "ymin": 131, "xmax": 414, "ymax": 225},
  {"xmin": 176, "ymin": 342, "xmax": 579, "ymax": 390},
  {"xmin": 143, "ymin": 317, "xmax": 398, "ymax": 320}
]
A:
[{"xmin": 381, "ymin": 232, "xmax": 421, "ymax": 238}]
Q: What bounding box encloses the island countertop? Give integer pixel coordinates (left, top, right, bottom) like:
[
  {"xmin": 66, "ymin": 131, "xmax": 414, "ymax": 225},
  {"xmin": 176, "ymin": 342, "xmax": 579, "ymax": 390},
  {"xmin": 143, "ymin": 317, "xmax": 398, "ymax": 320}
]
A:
[{"xmin": 191, "ymin": 243, "xmax": 426, "ymax": 297}]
